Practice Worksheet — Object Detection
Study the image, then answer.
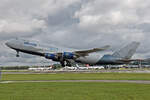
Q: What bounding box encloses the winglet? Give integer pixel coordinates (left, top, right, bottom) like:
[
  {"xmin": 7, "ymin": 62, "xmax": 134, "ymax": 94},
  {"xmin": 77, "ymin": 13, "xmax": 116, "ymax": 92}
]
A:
[{"xmin": 99, "ymin": 45, "xmax": 110, "ymax": 50}]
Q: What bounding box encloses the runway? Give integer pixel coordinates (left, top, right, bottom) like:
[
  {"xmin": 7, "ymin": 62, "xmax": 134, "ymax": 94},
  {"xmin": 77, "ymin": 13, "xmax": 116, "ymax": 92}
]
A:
[{"xmin": 1, "ymin": 80, "xmax": 150, "ymax": 84}]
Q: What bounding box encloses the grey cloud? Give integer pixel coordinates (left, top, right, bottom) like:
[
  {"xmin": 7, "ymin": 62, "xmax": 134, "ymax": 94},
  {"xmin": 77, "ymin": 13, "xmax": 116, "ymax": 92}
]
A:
[{"xmin": 0, "ymin": 0, "xmax": 150, "ymax": 66}]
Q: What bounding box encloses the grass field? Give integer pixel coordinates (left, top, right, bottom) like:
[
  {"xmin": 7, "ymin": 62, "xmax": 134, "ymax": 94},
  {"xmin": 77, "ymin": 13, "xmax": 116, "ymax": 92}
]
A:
[
  {"xmin": 2, "ymin": 73, "xmax": 150, "ymax": 81},
  {"xmin": 0, "ymin": 82, "xmax": 150, "ymax": 100},
  {"xmin": 1, "ymin": 73, "xmax": 150, "ymax": 100}
]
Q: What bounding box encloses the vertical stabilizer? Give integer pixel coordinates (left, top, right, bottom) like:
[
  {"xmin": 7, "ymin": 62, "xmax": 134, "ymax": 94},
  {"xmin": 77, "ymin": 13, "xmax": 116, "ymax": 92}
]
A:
[{"xmin": 112, "ymin": 41, "xmax": 140, "ymax": 59}]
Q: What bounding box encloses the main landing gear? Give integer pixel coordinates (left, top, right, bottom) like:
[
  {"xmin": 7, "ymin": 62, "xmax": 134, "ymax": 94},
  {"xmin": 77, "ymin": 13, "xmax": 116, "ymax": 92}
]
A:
[{"xmin": 60, "ymin": 60, "xmax": 72, "ymax": 67}]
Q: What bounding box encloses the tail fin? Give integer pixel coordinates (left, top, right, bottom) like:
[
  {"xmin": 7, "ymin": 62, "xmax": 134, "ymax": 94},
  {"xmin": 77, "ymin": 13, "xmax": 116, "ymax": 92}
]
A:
[{"xmin": 112, "ymin": 41, "xmax": 140, "ymax": 59}]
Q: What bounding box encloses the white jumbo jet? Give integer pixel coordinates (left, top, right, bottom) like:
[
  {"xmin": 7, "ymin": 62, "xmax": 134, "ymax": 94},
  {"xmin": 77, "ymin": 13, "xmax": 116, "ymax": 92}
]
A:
[{"xmin": 5, "ymin": 38, "xmax": 140, "ymax": 67}]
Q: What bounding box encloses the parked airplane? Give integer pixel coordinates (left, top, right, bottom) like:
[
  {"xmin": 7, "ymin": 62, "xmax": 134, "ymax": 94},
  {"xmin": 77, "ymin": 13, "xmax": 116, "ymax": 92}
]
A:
[{"xmin": 5, "ymin": 38, "xmax": 140, "ymax": 67}]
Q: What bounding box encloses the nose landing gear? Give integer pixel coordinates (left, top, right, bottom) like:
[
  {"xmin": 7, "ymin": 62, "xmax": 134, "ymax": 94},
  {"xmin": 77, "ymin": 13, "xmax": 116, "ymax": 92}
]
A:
[{"xmin": 16, "ymin": 51, "xmax": 19, "ymax": 57}]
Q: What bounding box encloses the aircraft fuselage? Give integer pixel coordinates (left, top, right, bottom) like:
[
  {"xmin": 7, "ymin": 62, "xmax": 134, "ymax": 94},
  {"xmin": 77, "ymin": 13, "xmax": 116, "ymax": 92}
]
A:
[{"xmin": 5, "ymin": 39, "xmax": 139, "ymax": 66}]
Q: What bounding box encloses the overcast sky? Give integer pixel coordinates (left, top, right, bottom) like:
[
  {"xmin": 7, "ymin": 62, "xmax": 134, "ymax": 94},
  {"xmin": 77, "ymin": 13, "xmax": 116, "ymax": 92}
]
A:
[{"xmin": 0, "ymin": 0, "xmax": 150, "ymax": 66}]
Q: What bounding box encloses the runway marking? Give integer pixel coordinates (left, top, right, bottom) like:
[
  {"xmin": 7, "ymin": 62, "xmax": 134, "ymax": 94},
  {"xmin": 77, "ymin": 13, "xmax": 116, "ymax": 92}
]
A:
[{"xmin": 1, "ymin": 80, "xmax": 150, "ymax": 84}]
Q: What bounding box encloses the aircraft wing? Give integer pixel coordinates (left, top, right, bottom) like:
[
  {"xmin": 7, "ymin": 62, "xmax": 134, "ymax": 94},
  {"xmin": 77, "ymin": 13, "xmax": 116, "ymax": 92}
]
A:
[
  {"xmin": 44, "ymin": 45, "xmax": 110, "ymax": 59},
  {"xmin": 74, "ymin": 45, "xmax": 110, "ymax": 57},
  {"xmin": 75, "ymin": 45, "xmax": 110, "ymax": 54}
]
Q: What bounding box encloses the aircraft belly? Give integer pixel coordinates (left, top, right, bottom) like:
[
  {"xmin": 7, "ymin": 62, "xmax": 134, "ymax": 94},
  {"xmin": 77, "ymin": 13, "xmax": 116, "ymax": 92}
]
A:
[{"xmin": 76, "ymin": 53, "xmax": 102, "ymax": 64}]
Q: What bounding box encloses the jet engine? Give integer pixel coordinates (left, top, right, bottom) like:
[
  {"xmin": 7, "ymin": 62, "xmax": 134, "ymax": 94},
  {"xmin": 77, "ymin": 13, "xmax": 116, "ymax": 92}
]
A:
[
  {"xmin": 63, "ymin": 52, "xmax": 75, "ymax": 59},
  {"xmin": 45, "ymin": 52, "xmax": 75, "ymax": 67},
  {"xmin": 44, "ymin": 53, "xmax": 59, "ymax": 61}
]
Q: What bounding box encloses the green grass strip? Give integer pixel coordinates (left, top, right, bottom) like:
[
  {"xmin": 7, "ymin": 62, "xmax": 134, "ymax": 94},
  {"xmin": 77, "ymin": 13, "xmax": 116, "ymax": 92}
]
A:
[{"xmin": 2, "ymin": 73, "xmax": 150, "ymax": 81}]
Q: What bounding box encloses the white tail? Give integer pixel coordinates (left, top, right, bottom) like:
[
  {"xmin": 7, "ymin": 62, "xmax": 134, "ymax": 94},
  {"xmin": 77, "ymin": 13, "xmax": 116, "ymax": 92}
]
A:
[{"xmin": 112, "ymin": 41, "xmax": 140, "ymax": 59}]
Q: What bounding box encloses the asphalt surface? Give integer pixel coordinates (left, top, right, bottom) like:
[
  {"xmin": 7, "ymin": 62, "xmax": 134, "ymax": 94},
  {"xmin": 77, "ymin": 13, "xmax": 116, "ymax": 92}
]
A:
[{"xmin": 1, "ymin": 80, "xmax": 150, "ymax": 84}]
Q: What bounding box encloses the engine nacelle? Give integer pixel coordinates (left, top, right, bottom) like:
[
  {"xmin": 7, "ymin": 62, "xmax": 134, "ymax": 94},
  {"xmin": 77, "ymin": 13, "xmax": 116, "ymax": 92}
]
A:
[
  {"xmin": 63, "ymin": 52, "xmax": 75, "ymax": 59},
  {"xmin": 45, "ymin": 53, "xmax": 58, "ymax": 61}
]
